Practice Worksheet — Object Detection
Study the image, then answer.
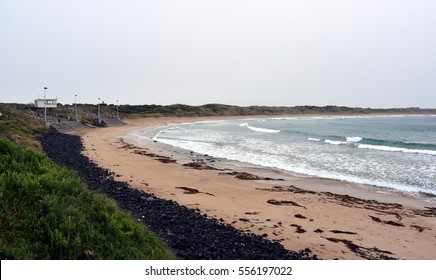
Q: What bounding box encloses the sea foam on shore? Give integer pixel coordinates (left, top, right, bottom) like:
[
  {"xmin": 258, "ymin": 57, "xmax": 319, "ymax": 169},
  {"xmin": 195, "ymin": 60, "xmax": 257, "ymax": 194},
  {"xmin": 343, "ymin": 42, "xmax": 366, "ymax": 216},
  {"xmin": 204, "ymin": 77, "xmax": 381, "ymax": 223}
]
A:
[{"xmin": 146, "ymin": 115, "xmax": 436, "ymax": 199}]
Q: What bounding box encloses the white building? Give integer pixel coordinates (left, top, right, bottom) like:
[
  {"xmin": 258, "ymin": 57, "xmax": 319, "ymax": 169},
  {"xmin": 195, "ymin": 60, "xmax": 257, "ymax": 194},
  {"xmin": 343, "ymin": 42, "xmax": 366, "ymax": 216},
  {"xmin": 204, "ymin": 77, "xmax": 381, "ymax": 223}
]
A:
[{"xmin": 34, "ymin": 98, "xmax": 58, "ymax": 108}]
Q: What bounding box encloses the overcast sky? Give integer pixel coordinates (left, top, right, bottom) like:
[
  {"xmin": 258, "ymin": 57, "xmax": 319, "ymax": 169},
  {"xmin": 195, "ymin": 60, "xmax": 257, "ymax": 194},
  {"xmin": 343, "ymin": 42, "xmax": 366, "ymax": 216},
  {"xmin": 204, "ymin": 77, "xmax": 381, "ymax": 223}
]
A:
[{"xmin": 1, "ymin": 0, "xmax": 435, "ymax": 108}]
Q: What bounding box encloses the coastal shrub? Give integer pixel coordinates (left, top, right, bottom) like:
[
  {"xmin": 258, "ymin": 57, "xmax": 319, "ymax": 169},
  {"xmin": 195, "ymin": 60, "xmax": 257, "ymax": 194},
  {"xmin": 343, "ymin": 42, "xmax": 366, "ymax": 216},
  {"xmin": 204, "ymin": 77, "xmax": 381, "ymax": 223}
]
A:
[
  {"xmin": 0, "ymin": 104, "xmax": 47, "ymax": 151},
  {"xmin": 0, "ymin": 138, "xmax": 172, "ymax": 259}
]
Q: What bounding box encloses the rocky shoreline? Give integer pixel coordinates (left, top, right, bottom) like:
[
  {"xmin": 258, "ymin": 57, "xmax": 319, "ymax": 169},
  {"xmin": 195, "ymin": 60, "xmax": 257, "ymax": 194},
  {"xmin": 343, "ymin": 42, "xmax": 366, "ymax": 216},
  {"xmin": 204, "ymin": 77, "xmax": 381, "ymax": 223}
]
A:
[{"xmin": 40, "ymin": 128, "xmax": 317, "ymax": 260}]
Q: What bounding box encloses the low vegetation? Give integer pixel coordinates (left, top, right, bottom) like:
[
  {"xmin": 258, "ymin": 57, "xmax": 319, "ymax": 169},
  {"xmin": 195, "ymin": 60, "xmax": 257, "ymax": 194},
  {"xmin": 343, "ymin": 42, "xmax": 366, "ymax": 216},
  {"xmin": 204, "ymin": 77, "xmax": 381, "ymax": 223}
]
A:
[
  {"xmin": 0, "ymin": 104, "xmax": 47, "ymax": 151},
  {"xmin": 8, "ymin": 102, "xmax": 436, "ymax": 121},
  {"xmin": 57, "ymin": 103, "xmax": 436, "ymax": 119},
  {"xmin": 0, "ymin": 139, "xmax": 172, "ymax": 259},
  {"xmin": 0, "ymin": 104, "xmax": 172, "ymax": 259}
]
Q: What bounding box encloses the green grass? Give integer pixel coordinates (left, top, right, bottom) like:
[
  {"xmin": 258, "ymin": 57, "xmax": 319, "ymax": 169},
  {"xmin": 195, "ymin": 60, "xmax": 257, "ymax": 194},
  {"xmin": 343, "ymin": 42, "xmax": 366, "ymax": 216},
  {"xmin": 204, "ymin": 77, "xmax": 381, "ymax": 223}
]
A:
[
  {"xmin": 0, "ymin": 138, "xmax": 172, "ymax": 259},
  {"xmin": 0, "ymin": 104, "xmax": 47, "ymax": 151},
  {"xmin": 0, "ymin": 104, "xmax": 173, "ymax": 259}
]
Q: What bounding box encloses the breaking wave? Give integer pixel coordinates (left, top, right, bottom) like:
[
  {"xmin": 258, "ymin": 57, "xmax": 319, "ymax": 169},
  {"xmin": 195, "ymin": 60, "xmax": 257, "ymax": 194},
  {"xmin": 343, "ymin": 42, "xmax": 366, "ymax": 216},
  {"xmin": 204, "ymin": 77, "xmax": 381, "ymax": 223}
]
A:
[
  {"xmin": 239, "ymin": 123, "xmax": 280, "ymax": 133},
  {"xmin": 308, "ymin": 135, "xmax": 436, "ymax": 155}
]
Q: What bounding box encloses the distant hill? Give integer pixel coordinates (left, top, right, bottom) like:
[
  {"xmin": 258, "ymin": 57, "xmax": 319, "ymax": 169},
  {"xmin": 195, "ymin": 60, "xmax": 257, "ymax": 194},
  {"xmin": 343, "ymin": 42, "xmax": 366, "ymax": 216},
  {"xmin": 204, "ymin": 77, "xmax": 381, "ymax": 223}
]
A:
[
  {"xmin": 5, "ymin": 102, "xmax": 435, "ymax": 121},
  {"xmin": 114, "ymin": 104, "xmax": 436, "ymax": 118}
]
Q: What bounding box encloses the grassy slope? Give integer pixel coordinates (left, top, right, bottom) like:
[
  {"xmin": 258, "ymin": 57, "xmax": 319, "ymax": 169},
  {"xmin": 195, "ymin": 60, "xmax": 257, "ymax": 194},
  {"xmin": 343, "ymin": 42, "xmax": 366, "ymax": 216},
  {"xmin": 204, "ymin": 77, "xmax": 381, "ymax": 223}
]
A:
[
  {"xmin": 0, "ymin": 104, "xmax": 47, "ymax": 151},
  {"xmin": 0, "ymin": 105, "xmax": 172, "ymax": 259}
]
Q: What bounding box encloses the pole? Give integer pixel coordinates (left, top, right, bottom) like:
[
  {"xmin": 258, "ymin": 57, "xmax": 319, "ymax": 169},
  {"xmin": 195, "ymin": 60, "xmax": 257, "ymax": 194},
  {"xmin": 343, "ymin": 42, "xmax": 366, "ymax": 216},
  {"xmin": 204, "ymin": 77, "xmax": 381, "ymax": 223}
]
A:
[
  {"xmin": 116, "ymin": 99, "xmax": 119, "ymax": 120},
  {"xmin": 44, "ymin": 87, "xmax": 47, "ymax": 126},
  {"xmin": 75, "ymin": 94, "xmax": 78, "ymax": 121},
  {"xmin": 98, "ymin": 97, "xmax": 100, "ymax": 123}
]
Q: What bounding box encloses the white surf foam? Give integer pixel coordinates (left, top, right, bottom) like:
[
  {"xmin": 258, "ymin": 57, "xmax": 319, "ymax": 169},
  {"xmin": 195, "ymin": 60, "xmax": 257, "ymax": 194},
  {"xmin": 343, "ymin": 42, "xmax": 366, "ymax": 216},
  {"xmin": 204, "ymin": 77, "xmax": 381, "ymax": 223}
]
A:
[
  {"xmin": 357, "ymin": 144, "xmax": 436, "ymax": 156},
  {"xmin": 146, "ymin": 116, "xmax": 436, "ymax": 198},
  {"xmin": 346, "ymin": 136, "xmax": 363, "ymax": 142},
  {"xmin": 324, "ymin": 139, "xmax": 348, "ymax": 145},
  {"xmin": 239, "ymin": 123, "xmax": 280, "ymax": 133}
]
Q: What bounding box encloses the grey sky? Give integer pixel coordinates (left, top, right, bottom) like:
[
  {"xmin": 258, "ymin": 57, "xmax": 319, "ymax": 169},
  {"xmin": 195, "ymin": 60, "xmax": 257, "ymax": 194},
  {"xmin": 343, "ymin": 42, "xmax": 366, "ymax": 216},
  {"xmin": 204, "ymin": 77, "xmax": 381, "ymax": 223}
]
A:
[{"xmin": 1, "ymin": 0, "xmax": 435, "ymax": 108}]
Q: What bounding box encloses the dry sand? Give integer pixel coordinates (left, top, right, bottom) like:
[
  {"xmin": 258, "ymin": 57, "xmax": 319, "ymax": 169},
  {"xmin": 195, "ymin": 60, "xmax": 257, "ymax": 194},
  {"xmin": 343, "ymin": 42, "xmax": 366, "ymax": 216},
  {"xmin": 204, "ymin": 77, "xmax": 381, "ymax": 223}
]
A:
[{"xmin": 72, "ymin": 116, "xmax": 436, "ymax": 260}]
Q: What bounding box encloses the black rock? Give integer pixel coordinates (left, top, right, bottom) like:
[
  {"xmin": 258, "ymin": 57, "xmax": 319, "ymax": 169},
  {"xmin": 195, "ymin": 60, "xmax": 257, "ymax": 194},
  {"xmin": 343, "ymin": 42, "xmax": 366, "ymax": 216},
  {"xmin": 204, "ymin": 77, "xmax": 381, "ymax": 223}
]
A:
[{"xmin": 39, "ymin": 128, "xmax": 318, "ymax": 260}]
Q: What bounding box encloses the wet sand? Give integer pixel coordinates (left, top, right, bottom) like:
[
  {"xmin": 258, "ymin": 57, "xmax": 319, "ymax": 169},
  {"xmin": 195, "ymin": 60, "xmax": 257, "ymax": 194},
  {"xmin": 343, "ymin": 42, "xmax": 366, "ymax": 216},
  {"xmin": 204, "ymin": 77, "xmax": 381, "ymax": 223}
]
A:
[{"xmin": 73, "ymin": 116, "xmax": 436, "ymax": 259}]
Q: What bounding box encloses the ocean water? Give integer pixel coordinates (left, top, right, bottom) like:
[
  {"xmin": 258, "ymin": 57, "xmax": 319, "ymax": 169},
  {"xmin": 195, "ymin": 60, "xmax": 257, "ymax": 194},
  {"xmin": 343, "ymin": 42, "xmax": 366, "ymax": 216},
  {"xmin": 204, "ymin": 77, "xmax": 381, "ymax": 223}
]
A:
[{"xmin": 150, "ymin": 115, "xmax": 436, "ymax": 197}]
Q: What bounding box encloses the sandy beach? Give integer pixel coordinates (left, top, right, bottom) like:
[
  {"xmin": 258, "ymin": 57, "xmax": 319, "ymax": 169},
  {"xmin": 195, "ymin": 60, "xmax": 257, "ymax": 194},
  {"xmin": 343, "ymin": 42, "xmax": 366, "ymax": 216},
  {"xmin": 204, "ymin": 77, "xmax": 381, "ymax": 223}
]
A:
[{"xmin": 73, "ymin": 116, "xmax": 436, "ymax": 260}]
